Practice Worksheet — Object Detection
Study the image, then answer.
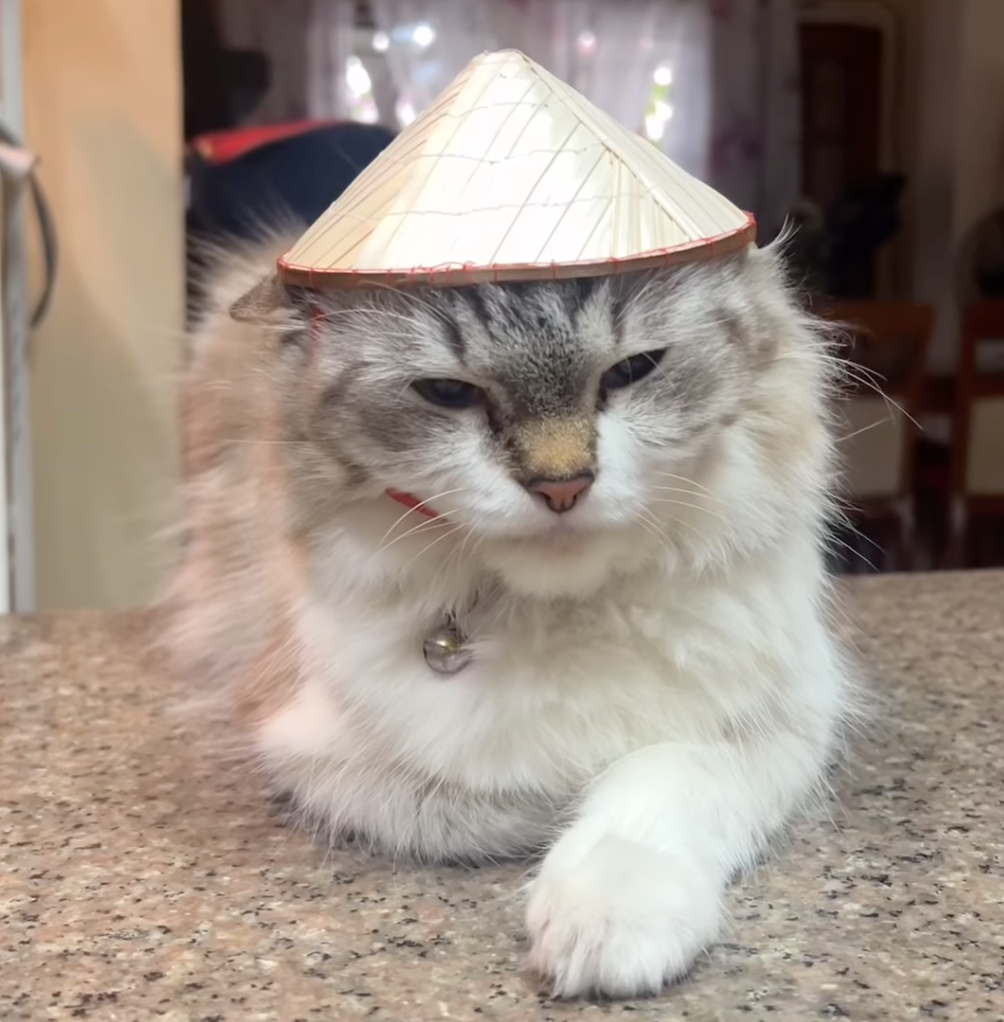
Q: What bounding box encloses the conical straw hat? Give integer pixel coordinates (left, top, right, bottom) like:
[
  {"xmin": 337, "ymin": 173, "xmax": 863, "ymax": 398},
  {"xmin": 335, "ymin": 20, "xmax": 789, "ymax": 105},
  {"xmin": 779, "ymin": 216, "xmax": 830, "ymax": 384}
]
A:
[{"xmin": 278, "ymin": 50, "xmax": 755, "ymax": 290}]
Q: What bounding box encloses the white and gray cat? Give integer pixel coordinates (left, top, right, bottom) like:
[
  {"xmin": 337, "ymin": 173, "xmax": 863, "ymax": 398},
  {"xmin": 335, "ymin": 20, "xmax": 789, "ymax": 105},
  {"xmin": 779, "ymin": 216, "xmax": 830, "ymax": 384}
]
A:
[{"xmin": 167, "ymin": 234, "xmax": 856, "ymax": 998}]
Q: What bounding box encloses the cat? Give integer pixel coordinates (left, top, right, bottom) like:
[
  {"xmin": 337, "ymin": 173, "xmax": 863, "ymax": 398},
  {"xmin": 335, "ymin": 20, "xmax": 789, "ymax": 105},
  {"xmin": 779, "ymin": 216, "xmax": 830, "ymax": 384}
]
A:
[{"xmin": 166, "ymin": 232, "xmax": 855, "ymax": 999}]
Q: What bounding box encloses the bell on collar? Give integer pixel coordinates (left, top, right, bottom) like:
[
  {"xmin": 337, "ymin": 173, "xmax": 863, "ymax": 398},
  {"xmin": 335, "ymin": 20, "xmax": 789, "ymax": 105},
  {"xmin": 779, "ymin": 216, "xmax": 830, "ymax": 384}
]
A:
[{"xmin": 423, "ymin": 621, "xmax": 472, "ymax": 676}]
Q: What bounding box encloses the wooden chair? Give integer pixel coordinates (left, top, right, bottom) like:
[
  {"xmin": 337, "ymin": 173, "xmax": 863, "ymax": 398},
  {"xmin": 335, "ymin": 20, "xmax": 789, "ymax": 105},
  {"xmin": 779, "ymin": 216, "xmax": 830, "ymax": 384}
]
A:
[
  {"xmin": 818, "ymin": 301, "xmax": 933, "ymax": 571},
  {"xmin": 948, "ymin": 301, "xmax": 1004, "ymax": 567}
]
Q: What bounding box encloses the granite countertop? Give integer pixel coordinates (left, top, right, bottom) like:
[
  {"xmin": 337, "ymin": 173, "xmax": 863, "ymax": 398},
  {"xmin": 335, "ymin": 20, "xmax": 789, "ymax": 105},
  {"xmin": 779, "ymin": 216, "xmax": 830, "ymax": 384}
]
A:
[{"xmin": 2, "ymin": 572, "xmax": 1002, "ymax": 1021}]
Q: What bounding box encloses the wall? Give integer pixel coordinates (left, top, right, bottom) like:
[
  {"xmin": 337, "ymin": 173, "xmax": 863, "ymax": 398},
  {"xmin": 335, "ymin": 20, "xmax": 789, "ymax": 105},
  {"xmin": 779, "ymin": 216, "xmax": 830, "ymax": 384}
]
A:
[
  {"xmin": 798, "ymin": 0, "xmax": 922, "ymax": 298},
  {"xmin": 913, "ymin": 0, "xmax": 1004, "ymax": 371},
  {"xmin": 910, "ymin": 0, "xmax": 963, "ymax": 373},
  {"xmin": 798, "ymin": 0, "xmax": 913, "ymax": 173},
  {"xmin": 23, "ymin": 0, "xmax": 184, "ymax": 609},
  {"xmin": 802, "ymin": 0, "xmax": 1004, "ymax": 370},
  {"xmin": 951, "ymin": 0, "xmax": 1004, "ymax": 247}
]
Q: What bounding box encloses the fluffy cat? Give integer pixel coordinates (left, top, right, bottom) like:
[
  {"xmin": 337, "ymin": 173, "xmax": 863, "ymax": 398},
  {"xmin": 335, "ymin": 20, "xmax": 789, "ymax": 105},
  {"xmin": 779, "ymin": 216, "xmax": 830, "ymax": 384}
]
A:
[{"xmin": 167, "ymin": 233, "xmax": 854, "ymax": 998}]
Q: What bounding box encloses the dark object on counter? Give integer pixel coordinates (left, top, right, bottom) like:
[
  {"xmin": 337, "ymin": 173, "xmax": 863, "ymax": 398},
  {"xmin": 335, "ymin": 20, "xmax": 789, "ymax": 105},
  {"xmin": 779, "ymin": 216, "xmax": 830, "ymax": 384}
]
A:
[
  {"xmin": 187, "ymin": 121, "xmax": 396, "ymax": 242},
  {"xmin": 787, "ymin": 173, "xmax": 906, "ymax": 299},
  {"xmin": 955, "ymin": 208, "xmax": 1004, "ymax": 304},
  {"xmin": 824, "ymin": 173, "xmax": 906, "ymax": 297}
]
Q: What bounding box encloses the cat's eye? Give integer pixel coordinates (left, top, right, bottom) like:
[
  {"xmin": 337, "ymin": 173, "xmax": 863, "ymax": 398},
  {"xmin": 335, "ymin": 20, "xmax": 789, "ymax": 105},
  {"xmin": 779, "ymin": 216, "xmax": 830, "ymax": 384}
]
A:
[
  {"xmin": 412, "ymin": 378, "xmax": 485, "ymax": 409},
  {"xmin": 600, "ymin": 348, "xmax": 667, "ymax": 392}
]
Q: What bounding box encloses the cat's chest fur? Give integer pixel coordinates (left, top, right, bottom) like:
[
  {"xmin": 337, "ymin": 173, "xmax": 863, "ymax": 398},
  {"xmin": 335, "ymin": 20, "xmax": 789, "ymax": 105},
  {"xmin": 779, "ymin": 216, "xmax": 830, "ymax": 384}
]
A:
[{"xmin": 253, "ymin": 547, "xmax": 816, "ymax": 859}]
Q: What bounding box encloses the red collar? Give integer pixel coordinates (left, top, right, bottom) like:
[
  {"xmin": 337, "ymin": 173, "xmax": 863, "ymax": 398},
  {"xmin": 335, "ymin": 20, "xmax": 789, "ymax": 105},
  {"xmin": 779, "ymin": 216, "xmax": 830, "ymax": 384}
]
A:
[{"xmin": 386, "ymin": 488, "xmax": 441, "ymax": 520}]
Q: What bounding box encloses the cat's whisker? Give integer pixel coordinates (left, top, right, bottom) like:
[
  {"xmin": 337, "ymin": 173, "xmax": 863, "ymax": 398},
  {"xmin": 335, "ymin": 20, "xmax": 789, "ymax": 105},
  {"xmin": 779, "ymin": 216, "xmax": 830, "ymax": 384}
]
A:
[
  {"xmin": 651, "ymin": 470, "xmax": 719, "ymax": 496},
  {"xmin": 376, "ymin": 508, "xmax": 458, "ymax": 555},
  {"xmin": 426, "ymin": 518, "xmax": 478, "ymax": 594},
  {"xmin": 773, "ymin": 347, "xmax": 922, "ymax": 430},
  {"xmin": 376, "ymin": 515, "xmax": 453, "ymax": 556},
  {"xmin": 654, "ymin": 507, "xmax": 712, "ymax": 544},
  {"xmin": 313, "ymin": 307, "xmax": 427, "ymax": 328},
  {"xmin": 649, "ymin": 485, "xmax": 739, "ymax": 512},
  {"xmin": 636, "ymin": 513, "xmax": 675, "ymax": 552},
  {"xmin": 365, "ymin": 280, "xmax": 456, "ymax": 327},
  {"xmin": 451, "ymin": 520, "xmax": 482, "ymax": 578},
  {"xmin": 223, "ymin": 438, "xmax": 310, "ymax": 447},
  {"xmin": 650, "ymin": 484, "xmax": 716, "ymax": 497},
  {"xmin": 399, "ymin": 524, "xmax": 466, "ymax": 574},
  {"xmin": 826, "ymin": 501, "xmax": 885, "ymax": 554},
  {"xmin": 641, "ymin": 503, "xmax": 707, "ymax": 556},
  {"xmin": 377, "ymin": 486, "xmax": 470, "ymax": 546},
  {"xmin": 649, "ymin": 497, "xmax": 727, "ymax": 523},
  {"xmin": 836, "ymin": 418, "xmax": 895, "ymax": 444},
  {"xmin": 825, "ymin": 530, "xmax": 880, "ymax": 572}
]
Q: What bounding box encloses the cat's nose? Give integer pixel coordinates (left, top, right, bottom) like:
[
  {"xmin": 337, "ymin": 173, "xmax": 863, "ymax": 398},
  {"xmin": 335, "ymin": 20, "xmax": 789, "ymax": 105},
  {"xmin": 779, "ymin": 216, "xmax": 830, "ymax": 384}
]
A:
[{"xmin": 526, "ymin": 473, "xmax": 594, "ymax": 514}]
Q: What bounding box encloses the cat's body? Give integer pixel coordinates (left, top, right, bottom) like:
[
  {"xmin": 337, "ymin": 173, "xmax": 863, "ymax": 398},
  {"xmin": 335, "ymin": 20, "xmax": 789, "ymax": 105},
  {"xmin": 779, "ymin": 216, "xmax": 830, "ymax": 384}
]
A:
[{"xmin": 168, "ymin": 235, "xmax": 854, "ymax": 997}]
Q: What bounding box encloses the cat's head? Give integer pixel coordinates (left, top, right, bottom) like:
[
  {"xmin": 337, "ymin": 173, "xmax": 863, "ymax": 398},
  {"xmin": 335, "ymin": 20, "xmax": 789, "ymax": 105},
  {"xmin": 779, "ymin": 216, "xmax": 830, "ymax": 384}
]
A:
[{"xmin": 239, "ymin": 244, "xmax": 835, "ymax": 597}]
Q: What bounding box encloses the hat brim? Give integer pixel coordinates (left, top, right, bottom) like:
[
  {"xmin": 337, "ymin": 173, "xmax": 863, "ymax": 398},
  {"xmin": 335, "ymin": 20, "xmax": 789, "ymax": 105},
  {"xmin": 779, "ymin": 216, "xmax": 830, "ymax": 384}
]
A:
[{"xmin": 277, "ymin": 213, "xmax": 756, "ymax": 290}]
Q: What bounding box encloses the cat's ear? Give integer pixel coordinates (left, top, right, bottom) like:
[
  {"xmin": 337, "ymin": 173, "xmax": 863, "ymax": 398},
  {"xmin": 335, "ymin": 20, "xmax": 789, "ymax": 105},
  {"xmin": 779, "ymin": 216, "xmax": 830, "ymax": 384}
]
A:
[{"xmin": 230, "ymin": 275, "xmax": 290, "ymax": 324}]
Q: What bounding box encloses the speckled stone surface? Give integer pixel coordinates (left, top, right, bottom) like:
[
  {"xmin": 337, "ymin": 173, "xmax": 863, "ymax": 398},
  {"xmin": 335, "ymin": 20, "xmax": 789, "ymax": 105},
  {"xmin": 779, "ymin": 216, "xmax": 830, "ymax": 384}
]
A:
[{"xmin": 2, "ymin": 573, "xmax": 1003, "ymax": 1021}]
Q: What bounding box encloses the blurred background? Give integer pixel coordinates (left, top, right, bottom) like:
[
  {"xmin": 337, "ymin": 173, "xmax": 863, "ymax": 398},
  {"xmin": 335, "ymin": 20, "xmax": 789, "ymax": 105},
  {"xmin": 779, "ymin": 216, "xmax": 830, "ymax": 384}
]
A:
[{"xmin": 1, "ymin": 0, "xmax": 1003, "ymax": 611}]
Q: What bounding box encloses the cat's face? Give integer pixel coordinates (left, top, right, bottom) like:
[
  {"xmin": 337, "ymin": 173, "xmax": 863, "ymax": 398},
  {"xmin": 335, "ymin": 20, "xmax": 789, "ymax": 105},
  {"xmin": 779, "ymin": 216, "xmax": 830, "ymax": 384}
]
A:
[{"xmin": 273, "ymin": 247, "xmax": 830, "ymax": 596}]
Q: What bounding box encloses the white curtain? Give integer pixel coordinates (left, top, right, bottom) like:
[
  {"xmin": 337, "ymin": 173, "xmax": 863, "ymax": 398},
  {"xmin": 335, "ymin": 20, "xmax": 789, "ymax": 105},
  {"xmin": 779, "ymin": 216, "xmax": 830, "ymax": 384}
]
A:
[
  {"xmin": 214, "ymin": 0, "xmax": 801, "ymax": 237},
  {"xmin": 705, "ymin": 0, "xmax": 802, "ymax": 238},
  {"xmin": 370, "ymin": 0, "xmax": 690, "ymax": 141},
  {"xmin": 513, "ymin": 1, "xmax": 689, "ymax": 139},
  {"xmin": 368, "ymin": 0, "xmax": 499, "ymax": 118},
  {"xmin": 658, "ymin": 2, "xmax": 713, "ymax": 181}
]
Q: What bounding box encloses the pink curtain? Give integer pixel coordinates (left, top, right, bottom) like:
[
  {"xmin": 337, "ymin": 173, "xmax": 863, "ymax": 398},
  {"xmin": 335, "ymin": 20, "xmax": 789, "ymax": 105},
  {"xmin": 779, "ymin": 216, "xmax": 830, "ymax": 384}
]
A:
[{"xmin": 705, "ymin": 0, "xmax": 802, "ymax": 239}]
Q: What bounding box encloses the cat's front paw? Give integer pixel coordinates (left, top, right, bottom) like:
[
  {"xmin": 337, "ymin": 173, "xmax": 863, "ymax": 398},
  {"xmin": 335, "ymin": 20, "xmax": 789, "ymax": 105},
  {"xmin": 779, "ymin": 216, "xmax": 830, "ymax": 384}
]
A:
[{"xmin": 526, "ymin": 835, "xmax": 722, "ymax": 999}]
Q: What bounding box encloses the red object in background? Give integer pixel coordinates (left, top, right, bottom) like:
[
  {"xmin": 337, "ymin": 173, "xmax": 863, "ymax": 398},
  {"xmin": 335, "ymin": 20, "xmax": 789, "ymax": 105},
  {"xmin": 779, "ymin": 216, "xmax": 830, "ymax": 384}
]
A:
[
  {"xmin": 186, "ymin": 118, "xmax": 396, "ymax": 240},
  {"xmin": 191, "ymin": 119, "xmax": 342, "ymax": 165}
]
